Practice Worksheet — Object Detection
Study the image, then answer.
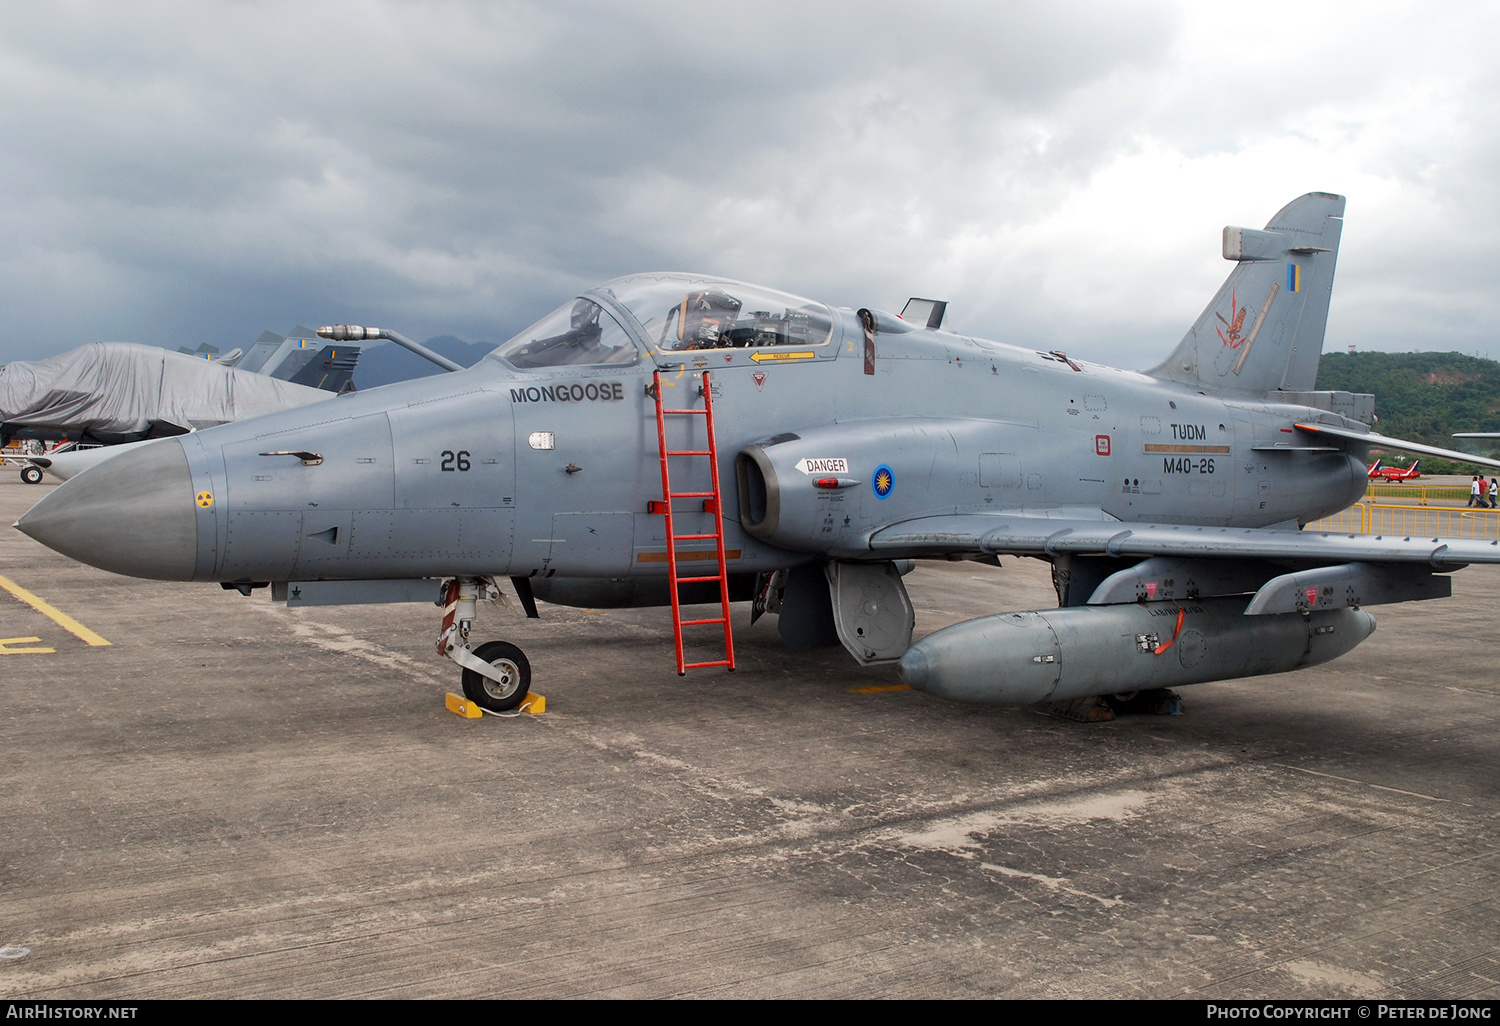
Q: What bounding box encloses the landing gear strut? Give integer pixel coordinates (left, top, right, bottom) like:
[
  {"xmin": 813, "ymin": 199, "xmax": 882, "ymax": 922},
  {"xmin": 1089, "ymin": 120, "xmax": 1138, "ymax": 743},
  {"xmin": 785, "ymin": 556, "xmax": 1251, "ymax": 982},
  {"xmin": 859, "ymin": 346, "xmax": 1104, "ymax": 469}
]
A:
[{"xmin": 437, "ymin": 577, "xmax": 531, "ymax": 712}]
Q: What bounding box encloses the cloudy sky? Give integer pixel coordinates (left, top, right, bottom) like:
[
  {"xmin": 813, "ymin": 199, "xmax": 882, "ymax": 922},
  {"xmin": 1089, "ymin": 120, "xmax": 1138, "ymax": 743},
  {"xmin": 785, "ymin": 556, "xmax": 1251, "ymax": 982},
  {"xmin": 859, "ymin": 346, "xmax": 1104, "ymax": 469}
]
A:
[{"xmin": 2, "ymin": 1, "xmax": 1496, "ymax": 368}]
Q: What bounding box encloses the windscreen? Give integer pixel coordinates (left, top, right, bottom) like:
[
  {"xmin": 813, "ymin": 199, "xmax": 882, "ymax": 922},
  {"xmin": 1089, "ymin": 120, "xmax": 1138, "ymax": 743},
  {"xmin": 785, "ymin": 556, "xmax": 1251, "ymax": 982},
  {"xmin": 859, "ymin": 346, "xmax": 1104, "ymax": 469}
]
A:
[
  {"xmin": 489, "ymin": 298, "xmax": 640, "ymax": 369},
  {"xmin": 598, "ymin": 274, "xmax": 835, "ymax": 352}
]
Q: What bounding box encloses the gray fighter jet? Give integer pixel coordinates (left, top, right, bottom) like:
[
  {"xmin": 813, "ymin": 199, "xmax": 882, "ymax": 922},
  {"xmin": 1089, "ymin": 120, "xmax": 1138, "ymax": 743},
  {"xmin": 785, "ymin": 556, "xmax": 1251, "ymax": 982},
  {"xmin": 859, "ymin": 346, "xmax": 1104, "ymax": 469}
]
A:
[{"xmin": 18, "ymin": 193, "xmax": 1500, "ymax": 715}]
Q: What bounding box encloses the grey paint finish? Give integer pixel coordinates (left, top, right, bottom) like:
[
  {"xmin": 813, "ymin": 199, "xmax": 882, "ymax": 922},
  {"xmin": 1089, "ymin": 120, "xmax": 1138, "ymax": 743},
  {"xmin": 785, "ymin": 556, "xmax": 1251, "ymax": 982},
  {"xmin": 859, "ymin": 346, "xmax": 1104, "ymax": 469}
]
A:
[
  {"xmin": 14, "ymin": 437, "xmax": 196, "ymax": 580},
  {"xmin": 1243, "ymin": 561, "xmax": 1452, "ymax": 615},
  {"xmin": 1086, "ymin": 556, "xmax": 1281, "ymax": 606},
  {"xmin": 900, "ymin": 599, "xmax": 1375, "ymax": 703},
  {"xmin": 273, "ymin": 578, "xmax": 439, "ymax": 606},
  {"xmin": 824, "ymin": 560, "xmax": 915, "ymax": 664}
]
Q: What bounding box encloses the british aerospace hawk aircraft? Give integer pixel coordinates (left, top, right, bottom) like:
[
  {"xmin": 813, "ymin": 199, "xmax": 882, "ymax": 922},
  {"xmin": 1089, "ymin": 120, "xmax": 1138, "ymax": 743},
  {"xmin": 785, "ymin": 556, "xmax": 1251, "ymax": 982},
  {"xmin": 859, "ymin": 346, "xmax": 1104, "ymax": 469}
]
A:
[{"xmin": 17, "ymin": 193, "xmax": 1500, "ymax": 715}]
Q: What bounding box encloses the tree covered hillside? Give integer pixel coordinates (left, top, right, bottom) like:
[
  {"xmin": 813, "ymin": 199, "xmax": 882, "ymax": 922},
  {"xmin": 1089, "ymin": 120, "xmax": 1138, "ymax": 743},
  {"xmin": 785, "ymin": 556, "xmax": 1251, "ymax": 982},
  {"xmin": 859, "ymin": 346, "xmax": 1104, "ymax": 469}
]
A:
[{"xmin": 1315, "ymin": 351, "xmax": 1500, "ymax": 451}]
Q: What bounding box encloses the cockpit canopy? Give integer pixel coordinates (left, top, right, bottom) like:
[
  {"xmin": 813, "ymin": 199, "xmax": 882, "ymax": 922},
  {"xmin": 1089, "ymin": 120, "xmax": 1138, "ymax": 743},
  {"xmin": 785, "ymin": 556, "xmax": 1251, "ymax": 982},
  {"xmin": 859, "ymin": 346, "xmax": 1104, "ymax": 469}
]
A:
[
  {"xmin": 488, "ymin": 274, "xmax": 836, "ymax": 370},
  {"xmin": 601, "ymin": 273, "xmax": 835, "ymax": 352},
  {"xmin": 489, "ymin": 298, "xmax": 639, "ymax": 369}
]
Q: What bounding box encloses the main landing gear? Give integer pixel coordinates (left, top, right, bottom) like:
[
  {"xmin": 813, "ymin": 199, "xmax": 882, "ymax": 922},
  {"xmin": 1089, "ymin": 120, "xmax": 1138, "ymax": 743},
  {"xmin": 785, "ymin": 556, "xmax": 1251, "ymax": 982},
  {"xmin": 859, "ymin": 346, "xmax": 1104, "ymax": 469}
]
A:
[{"xmin": 437, "ymin": 577, "xmax": 531, "ymax": 712}]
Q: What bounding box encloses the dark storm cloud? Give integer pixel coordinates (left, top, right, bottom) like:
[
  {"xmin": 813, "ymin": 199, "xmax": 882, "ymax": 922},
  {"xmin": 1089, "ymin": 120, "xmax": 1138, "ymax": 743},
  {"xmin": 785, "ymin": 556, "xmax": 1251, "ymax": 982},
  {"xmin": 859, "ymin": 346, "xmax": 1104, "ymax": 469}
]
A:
[{"xmin": 0, "ymin": 1, "xmax": 1494, "ymax": 369}]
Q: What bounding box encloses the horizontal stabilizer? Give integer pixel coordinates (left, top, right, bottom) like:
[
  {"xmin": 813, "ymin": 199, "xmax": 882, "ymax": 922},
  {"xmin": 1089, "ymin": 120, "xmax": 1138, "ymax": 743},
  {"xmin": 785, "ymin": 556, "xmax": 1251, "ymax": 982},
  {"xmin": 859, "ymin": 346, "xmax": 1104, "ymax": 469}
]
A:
[{"xmin": 1294, "ymin": 423, "xmax": 1500, "ymax": 472}]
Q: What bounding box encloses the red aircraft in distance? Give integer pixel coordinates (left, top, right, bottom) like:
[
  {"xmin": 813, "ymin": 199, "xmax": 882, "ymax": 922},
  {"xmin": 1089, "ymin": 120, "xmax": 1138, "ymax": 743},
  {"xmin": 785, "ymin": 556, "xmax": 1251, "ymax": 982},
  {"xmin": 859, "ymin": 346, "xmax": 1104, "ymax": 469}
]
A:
[{"xmin": 1368, "ymin": 459, "xmax": 1421, "ymax": 482}]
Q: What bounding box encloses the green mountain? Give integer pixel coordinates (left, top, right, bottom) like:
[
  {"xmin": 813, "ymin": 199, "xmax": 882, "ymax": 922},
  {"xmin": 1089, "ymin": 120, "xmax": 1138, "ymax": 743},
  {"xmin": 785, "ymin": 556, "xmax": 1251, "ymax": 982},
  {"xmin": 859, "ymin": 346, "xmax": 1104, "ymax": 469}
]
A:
[{"xmin": 1315, "ymin": 351, "xmax": 1500, "ymax": 469}]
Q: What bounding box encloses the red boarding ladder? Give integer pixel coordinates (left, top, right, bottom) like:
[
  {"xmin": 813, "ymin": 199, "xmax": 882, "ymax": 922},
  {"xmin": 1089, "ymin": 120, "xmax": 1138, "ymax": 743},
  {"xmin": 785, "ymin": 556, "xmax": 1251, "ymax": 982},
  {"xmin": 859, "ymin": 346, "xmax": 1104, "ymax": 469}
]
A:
[{"xmin": 649, "ymin": 369, "xmax": 736, "ymax": 675}]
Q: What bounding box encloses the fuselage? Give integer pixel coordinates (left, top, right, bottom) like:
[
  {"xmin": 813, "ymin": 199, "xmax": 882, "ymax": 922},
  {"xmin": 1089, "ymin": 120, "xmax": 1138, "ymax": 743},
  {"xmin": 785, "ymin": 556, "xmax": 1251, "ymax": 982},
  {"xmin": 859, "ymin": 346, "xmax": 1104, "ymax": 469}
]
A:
[{"xmin": 16, "ymin": 277, "xmax": 1368, "ymax": 585}]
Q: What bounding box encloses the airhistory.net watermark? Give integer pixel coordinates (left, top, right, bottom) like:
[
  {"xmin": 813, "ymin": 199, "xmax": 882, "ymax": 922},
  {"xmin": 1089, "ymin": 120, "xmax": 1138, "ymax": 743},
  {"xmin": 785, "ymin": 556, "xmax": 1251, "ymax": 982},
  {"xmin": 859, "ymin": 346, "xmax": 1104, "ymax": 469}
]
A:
[{"xmin": 5, "ymin": 1008, "xmax": 138, "ymax": 1020}]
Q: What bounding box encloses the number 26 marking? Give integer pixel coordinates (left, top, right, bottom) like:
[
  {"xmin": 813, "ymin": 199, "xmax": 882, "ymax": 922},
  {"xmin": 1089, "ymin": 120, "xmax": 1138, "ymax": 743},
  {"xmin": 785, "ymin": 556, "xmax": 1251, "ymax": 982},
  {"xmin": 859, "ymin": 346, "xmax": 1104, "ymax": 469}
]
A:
[{"xmin": 440, "ymin": 450, "xmax": 471, "ymax": 472}]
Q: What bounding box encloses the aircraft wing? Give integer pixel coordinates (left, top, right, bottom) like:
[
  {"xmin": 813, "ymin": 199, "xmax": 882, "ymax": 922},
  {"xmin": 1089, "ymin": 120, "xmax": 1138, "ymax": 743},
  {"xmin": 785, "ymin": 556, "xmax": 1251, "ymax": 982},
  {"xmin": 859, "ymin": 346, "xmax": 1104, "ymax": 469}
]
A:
[{"xmin": 866, "ymin": 513, "xmax": 1500, "ymax": 567}]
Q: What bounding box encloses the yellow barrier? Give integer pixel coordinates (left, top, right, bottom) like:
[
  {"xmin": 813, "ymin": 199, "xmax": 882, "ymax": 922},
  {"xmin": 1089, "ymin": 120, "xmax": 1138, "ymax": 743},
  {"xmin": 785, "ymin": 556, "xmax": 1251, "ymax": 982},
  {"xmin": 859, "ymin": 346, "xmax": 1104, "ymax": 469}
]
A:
[
  {"xmin": 1365, "ymin": 484, "xmax": 1476, "ymax": 506},
  {"xmin": 1304, "ymin": 503, "xmax": 1500, "ymax": 540},
  {"xmin": 1306, "ymin": 503, "xmax": 1369, "ymax": 534},
  {"xmin": 1365, "ymin": 504, "xmax": 1500, "ymax": 540}
]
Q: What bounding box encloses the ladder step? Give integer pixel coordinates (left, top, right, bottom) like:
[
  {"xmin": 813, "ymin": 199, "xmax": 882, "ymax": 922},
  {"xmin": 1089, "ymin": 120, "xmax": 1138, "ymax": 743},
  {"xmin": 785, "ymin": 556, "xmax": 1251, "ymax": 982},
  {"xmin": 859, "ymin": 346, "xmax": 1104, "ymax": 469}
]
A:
[
  {"xmin": 680, "ymin": 617, "xmax": 726, "ymax": 626},
  {"xmin": 684, "ymin": 660, "xmax": 733, "ymax": 669},
  {"xmin": 672, "ymin": 533, "xmax": 718, "ymax": 540},
  {"xmin": 650, "ymin": 496, "xmax": 715, "ymax": 511},
  {"xmin": 661, "ymin": 408, "xmax": 708, "ymax": 415},
  {"xmin": 675, "ymin": 575, "xmax": 723, "ymax": 584},
  {"xmin": 665, "ymin": 450, "xmax": 712, "ymax": 456}
]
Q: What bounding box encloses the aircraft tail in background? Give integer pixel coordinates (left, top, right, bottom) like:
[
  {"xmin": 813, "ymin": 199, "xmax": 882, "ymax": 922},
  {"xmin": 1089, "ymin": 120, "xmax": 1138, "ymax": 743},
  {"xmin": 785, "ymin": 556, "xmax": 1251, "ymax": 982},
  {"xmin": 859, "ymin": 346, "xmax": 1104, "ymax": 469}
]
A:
[
  {"xmin": 180, "ymin": 329, "xmax": 363, "ymax": 392},
  {"xmin": 283, "ymin": 344, "xmax": 360, "ymax": 393},
  {"xmin": 1146, "ymin": 193, "xmax": 1344, "ymax": 397}
]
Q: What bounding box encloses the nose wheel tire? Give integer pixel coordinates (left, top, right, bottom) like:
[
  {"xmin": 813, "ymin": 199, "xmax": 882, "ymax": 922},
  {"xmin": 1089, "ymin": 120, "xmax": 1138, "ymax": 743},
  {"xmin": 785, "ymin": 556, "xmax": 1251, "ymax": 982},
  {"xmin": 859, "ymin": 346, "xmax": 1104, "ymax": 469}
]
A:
[
  {"xmin": 460, "ymin": 640, "xmax": 532, "ymax": 712},
  {"xmin": 20, "ymin": 466, "xmax": 43, "ymax": 484}
]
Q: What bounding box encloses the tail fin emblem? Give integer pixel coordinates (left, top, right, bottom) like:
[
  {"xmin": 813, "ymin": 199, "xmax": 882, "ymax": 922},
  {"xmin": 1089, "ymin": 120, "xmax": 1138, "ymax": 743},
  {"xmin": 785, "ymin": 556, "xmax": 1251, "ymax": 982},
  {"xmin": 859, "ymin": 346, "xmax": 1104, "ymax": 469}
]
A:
[{"xmin": 1216, "ymin": 292, "xmax": 1248, "ymax": 348}]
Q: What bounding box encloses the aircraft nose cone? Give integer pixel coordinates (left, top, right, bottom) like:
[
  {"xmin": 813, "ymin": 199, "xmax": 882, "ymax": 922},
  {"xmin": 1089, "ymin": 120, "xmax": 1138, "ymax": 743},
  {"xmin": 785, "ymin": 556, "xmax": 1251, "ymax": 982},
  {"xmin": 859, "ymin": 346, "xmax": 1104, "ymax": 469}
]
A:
[
  {"xmin": 15, "ymin": 438, "xmax": 200, "ymax": 580},
  {"xmin": 897, "ymin": 645, "xmax": 930, "ymax": 692}
]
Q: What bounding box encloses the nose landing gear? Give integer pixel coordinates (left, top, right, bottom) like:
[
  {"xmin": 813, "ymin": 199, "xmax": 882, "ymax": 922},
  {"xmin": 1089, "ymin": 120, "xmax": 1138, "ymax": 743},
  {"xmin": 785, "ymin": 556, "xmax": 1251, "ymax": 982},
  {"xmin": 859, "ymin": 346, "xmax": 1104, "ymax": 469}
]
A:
[{"xmin": 437, "ymin": 577, "xmax": 532, "ymax": 712}]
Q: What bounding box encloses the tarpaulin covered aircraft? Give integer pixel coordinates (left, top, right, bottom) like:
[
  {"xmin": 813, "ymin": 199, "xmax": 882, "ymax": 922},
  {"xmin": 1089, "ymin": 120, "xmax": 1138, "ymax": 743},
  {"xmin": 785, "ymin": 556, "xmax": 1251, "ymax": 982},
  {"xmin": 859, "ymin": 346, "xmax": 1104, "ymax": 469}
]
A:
[
  {"xmin": 1, "ymin": 332, "xmax": 364, "ymax": 482},
  {"xmin": 18, "ymin": 193, "xmax": 1500, "ymax": 715}
]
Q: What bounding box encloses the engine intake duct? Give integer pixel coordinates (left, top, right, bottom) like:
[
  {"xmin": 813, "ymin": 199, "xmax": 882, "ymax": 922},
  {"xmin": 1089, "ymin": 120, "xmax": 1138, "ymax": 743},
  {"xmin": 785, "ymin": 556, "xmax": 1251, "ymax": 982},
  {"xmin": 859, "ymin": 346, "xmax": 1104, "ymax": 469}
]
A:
[
  {"xmin": 898, "ymin": 598, "xmax": 1375, "ymax": 705},
  {"xmin": 735, "ymin": 445, "xmax": 779, "ymax": 539}
]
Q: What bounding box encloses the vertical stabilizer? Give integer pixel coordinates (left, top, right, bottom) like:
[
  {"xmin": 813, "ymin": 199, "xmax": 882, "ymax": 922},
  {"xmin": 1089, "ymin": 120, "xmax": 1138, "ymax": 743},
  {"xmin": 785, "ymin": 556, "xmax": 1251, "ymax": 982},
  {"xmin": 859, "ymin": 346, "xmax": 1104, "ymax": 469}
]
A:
[{"xmin": 1146, "ymin": 193, "xmax": 1344, "ymax": 395}]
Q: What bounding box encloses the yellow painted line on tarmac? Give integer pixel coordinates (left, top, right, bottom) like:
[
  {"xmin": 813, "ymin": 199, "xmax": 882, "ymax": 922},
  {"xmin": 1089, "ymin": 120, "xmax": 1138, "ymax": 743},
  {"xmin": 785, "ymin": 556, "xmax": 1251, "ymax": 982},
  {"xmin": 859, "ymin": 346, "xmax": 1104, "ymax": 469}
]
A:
[
  {"xmin": 0, "ymin": 637, "xmax": 56, "ymax": 654},
  {"xmin": 0, "ymin": 575, "xmax": 110, "ymax": 647},
  {"xmin": 847, "ymin": 684, "xmax": 910, "ymax": 694}
]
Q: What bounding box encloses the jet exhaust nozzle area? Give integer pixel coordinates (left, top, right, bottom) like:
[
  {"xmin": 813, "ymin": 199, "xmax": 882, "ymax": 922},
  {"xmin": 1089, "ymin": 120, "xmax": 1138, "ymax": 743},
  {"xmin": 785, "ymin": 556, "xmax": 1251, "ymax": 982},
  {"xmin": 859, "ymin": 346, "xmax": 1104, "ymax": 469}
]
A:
[
  {"xmin": 898, "ymin": 599, "xmax": 1376, "ymax": 705},
  {"xmin": 14, "ymin": 438, "xmax": 200, "ymax": 581}
]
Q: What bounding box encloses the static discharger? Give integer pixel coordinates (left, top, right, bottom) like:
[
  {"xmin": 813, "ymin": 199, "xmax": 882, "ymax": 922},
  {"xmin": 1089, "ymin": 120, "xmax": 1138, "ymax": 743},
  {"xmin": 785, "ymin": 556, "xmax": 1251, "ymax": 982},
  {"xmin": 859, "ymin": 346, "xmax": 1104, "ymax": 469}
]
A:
[{"xmin": 446, "ymin": 692, "xmax": 545, "ymax": 718}]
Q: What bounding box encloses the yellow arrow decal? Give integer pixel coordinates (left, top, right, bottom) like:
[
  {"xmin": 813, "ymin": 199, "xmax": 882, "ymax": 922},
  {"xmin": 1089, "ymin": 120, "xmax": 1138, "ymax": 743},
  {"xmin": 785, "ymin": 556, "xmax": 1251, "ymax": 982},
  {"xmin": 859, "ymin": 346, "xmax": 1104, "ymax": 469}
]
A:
[
  {"xmin": 749, "ymin": 350, "xmax": 816, "ymax": 363},
  {"xmin": 0, "ymin": 637, "xmax": 55, "ymax": 655}
]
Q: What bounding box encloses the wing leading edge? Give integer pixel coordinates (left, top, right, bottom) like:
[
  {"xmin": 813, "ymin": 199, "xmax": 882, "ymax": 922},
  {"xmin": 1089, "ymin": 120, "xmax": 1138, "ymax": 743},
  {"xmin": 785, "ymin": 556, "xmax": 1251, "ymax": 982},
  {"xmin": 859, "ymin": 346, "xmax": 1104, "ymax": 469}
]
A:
[{"xmin": 867, "ymin": 512, "xmax": 1500, "ymax": 567}]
